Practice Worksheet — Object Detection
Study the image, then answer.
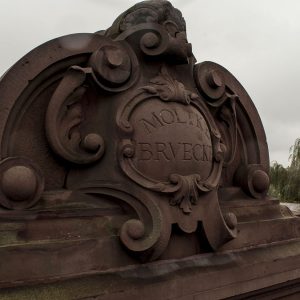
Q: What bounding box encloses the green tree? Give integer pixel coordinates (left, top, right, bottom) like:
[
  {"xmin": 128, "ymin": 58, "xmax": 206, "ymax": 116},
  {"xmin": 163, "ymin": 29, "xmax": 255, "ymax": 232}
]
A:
[
  {"xmin": 269, "ymin": 138, "xmax": 300, "ymax": 202},
  {"xmin": 269, "ymin": 161, "xmax": 288, "ymax": 199},
  {"xmin": 285, "ymin": 138, "xmax": 300, "ymax": 201}
]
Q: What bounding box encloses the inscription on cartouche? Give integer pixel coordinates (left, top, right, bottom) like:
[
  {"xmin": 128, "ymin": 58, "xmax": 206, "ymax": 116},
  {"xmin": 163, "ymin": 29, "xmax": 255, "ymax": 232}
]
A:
[{"xmin": 129, "ymin": 99, "xmax": 213, "ymax": 182}]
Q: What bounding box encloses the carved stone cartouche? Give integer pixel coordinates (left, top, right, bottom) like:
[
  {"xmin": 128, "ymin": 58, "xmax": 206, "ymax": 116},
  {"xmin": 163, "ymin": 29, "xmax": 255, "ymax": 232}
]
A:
[{"xmin": 0, "ymin": 0, "xmax": 298, "ymax": 290}]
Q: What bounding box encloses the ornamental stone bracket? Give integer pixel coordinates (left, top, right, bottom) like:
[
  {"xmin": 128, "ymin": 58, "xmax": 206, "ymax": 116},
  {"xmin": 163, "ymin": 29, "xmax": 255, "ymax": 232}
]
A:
[{"xmin": 0, "ymin": 1, "xmax": 300, "ymax": 297}]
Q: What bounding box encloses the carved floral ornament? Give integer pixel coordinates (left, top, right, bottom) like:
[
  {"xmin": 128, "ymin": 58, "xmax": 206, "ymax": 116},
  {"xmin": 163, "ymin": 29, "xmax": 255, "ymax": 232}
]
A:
[{"xmin": 0, "ymin": 0, "xmax": 271, "ymax": 262}]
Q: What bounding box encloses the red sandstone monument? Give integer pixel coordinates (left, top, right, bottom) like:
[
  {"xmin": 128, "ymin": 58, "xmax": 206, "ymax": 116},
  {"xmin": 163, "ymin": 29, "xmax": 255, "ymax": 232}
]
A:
[{"xmin": 0, "ymin": 1, "xmax": 299, "ymax": 298}]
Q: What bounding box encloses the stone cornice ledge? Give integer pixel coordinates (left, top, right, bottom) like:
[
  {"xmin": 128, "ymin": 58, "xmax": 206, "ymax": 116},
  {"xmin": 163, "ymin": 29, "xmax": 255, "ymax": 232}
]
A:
[{"xmin": 1, "ymin": 239, "xmax": 300, "ymax": 299}]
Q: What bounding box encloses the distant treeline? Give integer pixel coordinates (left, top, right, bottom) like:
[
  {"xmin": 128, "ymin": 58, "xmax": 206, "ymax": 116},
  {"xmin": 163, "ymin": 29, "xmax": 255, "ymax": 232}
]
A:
[{"xmin": 269, "ymin": 138, "xmax": 300, "ymax": 202}]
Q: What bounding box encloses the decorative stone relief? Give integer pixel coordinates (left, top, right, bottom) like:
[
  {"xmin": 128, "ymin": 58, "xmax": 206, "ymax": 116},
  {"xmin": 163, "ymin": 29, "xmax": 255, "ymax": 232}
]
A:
[{"xmin": 0, "ymin": 1, "xmax": 274, "ymax": 265}]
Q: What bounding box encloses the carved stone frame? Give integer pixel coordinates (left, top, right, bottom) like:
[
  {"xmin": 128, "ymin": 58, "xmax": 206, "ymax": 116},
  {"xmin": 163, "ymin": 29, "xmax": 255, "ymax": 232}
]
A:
[{"xmin": 116, "ymin": 70, "xmax": 225, "ymax": 214}]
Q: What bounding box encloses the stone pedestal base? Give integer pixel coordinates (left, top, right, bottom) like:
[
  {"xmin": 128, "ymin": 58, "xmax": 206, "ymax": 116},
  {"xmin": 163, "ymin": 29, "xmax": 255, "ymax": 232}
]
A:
[{"xmin": 1, "ymin": 239, "xmax": 300, "ymax": 299}]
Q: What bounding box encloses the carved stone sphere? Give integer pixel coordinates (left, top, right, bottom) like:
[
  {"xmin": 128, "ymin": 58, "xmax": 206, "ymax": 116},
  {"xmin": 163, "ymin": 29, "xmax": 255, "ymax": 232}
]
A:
[
  {"xmin": 1, "ymin": 166, "xmax": 37, "ymax": 202},
  {"xmin": 252, "ymin": 169, "xmax": 270, "ymax": 194}
]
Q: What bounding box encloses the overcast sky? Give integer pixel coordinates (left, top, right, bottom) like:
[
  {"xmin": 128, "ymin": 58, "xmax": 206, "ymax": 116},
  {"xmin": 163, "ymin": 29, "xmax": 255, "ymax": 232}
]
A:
[{"xmin": 0, "ymin": 0, "xmax": 299, "ymax": 166}]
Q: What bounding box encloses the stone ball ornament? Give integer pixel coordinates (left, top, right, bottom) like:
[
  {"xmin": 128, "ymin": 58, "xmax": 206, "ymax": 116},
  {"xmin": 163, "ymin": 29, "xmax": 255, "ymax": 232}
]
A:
[
  {"xmin": 0, "ymin": 157, "xmax": 44, "ymax": 209},
  {"xmin": 234, "ymin": 164, "xmax": 270, "ymax": 199}
]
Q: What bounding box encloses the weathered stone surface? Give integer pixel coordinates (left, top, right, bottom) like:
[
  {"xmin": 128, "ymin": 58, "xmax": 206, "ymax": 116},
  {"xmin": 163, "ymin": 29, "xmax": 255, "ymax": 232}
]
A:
[
  {"xmin": 0, "ymin": 0, "xmax": 299, "ymax": 298},
  {"xmin": 1, "ymin": 240, "xmax": 300, "ymax": 299}
]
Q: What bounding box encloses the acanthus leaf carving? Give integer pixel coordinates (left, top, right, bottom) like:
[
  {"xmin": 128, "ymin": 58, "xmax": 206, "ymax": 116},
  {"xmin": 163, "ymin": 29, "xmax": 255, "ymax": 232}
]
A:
[
  {"xmin": 169, "ymin": 174, "xmax": 210, "ymax": 214},
  {"xmin": 45, "ymin": 66, "xmax": 105, "ymax": 165},
  {"xmin": 142, "ymin": 66, "xmax": 198, "ymax": 104}
]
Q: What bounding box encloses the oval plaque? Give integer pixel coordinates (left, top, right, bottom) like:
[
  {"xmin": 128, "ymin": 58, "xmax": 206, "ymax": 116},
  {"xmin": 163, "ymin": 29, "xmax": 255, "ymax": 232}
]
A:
[
  {"xmin": 117, "ymin": 69, "xmax": 224, "ymax": 213},
  {"xmin": 130, "ymin": 99, "xmax": 213, "ymax": 182}
]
